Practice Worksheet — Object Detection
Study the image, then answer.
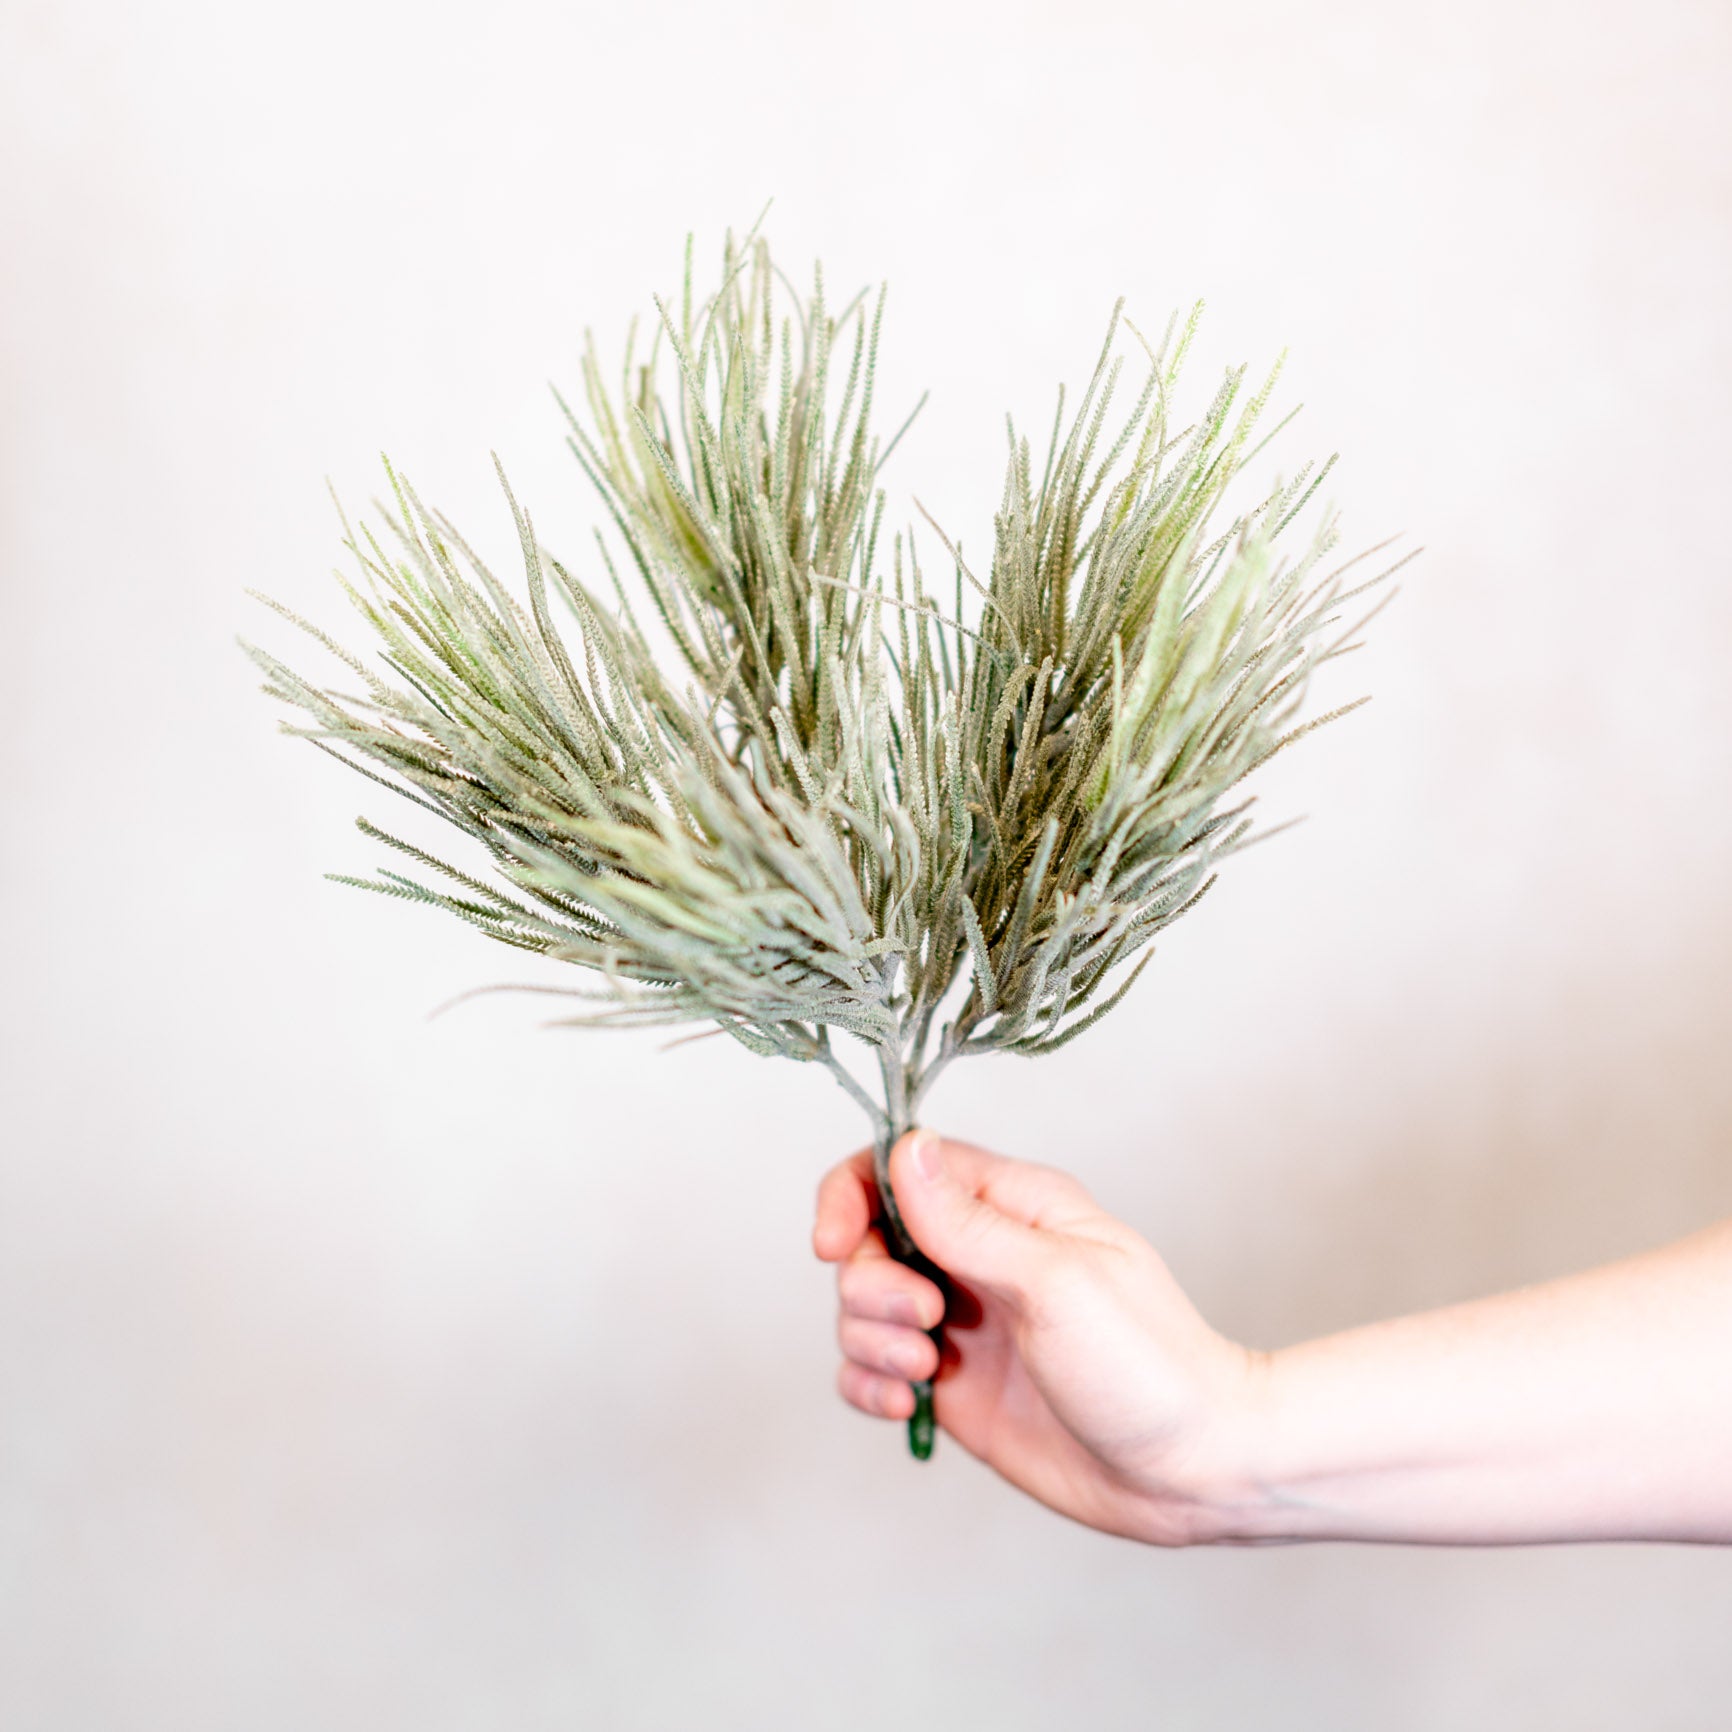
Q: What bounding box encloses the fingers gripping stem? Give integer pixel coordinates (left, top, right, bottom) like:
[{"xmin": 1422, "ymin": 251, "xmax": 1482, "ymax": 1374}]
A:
[{"xmin": 873, "ymin": 1126, "xmax": 948, "ymax": 1460}]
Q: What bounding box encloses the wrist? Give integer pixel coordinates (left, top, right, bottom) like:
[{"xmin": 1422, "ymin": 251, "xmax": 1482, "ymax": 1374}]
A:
[{"xmin": 1125, "ymin": 1343, "xmax": 1300, "ymax": 1547}]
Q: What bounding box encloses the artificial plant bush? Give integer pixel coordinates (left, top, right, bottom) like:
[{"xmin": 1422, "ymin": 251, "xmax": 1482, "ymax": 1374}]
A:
[{"xmin": 248, "ymin": 234, "xmax": 1397, "ymax": 1458}]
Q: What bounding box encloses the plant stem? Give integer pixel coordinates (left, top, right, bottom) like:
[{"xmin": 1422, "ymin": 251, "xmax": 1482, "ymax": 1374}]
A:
[{"xmin": 874, "ymin": 1047, "xmax": 948, "ymax": 1461}]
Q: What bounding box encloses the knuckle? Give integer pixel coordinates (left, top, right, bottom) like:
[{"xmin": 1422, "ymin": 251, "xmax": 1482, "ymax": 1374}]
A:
[
  {"xmin": 839, "ymin": 1317, "xmax": 935, "ymax": 1380},
  {"xmin": 1028, "ymin": 1161, "xmax": 1095, "ymax": 1207},
  {"xmin": 836, "ymin": 1262, "xmax": 875, "ymax": 1314},
  {"xmin": 838, "ymin": 1364, "xmax": 894, "ymax": 1418},
  {"xmin": 836, "ymin": 1261, "xmax": 895, "ymax": 1320},
  {"xmin": 836, "ymin": 1316, "xmax": 876, "ymax": 1364}
]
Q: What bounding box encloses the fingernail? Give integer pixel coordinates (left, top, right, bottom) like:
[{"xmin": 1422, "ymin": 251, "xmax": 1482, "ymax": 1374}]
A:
[{"xmin": 909, "ymin": 1128, "xmax": 940, "ymax": 1182}]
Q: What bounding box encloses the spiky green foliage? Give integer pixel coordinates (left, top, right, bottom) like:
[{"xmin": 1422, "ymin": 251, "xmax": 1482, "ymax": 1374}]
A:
[
  {"xmin": 248, "ymin": 233, "xmax": 1397, "ymax": 1127},
  {"xmin": 247, "ymin": 235, "xmax": 1397, "ymax": 1450}
]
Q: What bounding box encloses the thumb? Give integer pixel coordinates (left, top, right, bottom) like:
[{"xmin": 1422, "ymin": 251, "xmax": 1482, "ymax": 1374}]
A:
[{"xmin": 888, "ymin": 1129, "xmax": 1051, "ymax": 1299}]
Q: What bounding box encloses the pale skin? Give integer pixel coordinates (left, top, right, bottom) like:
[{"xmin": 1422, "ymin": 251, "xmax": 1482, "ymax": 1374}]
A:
[{"xmin": 814, "ymin": 1130, "xmax": 1732, "ymax": 1546}]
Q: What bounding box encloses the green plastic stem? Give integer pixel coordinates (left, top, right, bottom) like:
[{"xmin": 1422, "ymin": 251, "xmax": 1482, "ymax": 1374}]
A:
[{"xmin": 872, "ymin": 1118, "xmax": 947, "ymax": 1461}]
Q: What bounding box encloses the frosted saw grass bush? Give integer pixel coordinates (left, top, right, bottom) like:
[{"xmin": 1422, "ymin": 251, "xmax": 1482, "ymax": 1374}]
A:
[{"xmin": 246, "ymin": 232, "xmax": 1405, "ymax": 1458}]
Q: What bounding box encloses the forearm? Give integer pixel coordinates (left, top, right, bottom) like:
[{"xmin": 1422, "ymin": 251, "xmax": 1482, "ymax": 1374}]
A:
[{"xmin": 1200, "ymin": 1220, "xmax": 1732, "ymax": 1545}]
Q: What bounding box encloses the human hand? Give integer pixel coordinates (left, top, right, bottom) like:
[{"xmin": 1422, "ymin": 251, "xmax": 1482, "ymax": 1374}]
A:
[{"xmin": 813, "ymin": 1129, "xmax": 1264, "ymax": 1545}]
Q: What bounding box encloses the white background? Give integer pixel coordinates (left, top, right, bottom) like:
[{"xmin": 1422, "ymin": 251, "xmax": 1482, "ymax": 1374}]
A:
[{"xmin": 5, "ymin": 1, "xmax": 1732, "ymax": 1726}]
